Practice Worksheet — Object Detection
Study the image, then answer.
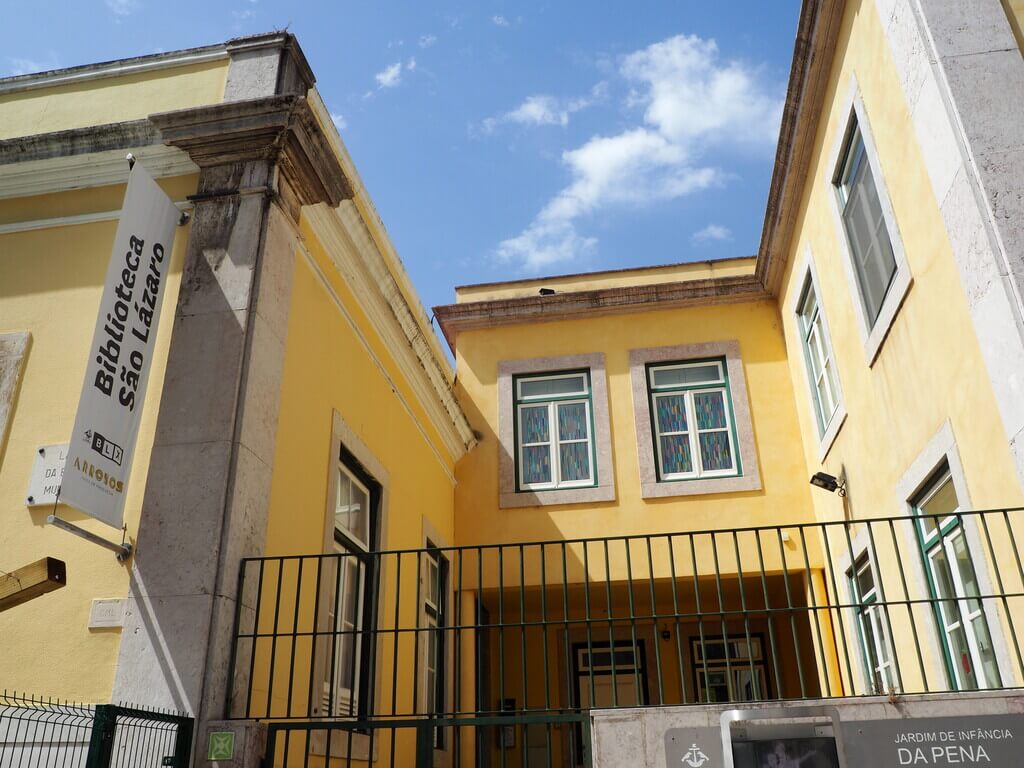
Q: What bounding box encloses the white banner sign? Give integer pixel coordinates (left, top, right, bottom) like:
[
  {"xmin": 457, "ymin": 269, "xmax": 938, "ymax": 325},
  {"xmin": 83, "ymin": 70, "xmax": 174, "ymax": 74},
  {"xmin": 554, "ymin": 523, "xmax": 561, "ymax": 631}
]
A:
[{"xmin": 61, "ymin": 163, "xmax": 180, "ymax": 528}]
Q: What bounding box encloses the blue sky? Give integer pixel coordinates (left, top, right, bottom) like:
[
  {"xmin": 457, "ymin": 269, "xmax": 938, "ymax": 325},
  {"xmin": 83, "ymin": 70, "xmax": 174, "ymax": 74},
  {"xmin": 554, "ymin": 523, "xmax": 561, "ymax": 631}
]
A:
[{"xmin": 3, "ymin": 1, "xmax": 798, "ymax": 313}]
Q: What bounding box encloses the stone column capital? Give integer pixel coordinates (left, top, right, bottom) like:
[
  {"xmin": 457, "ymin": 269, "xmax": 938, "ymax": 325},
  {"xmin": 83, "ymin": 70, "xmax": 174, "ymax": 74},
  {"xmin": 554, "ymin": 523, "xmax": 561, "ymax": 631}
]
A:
[{"xmin": 149, "ymin": 95, "xmax": 352, "ymax": 208}]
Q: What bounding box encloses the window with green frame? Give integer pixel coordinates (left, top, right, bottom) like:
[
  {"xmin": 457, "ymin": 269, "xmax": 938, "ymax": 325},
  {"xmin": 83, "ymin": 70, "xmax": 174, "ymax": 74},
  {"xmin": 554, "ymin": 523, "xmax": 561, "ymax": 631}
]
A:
[
  {"xmin": 513, "ymin": 370, "xmax": 596, "ymax": 491},
  {"xmin": 912, "ymin": 463, "xmax": 1001, "ymax": 690},
  {"xmin": 645, "ymin": 358, "xmax": 741, "ymax": 481},
  {"xmin": 847, "ymin": 552, "xmax": 896, "ymax": 694}
]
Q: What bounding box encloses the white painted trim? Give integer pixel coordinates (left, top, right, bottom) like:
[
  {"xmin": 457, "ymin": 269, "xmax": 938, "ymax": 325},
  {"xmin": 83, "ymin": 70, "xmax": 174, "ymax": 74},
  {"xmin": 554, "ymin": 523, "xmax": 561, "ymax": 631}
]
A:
[
  {"xmin": 0, "ymin": 144, "xmax": 197, "ymax": 200},
  {"xmin": 296, "ymin": 241, "xmax": 457, "ymax": 485},
  {"xmin": 790, "ymin": 248, "xmax": 848, "ymax": 461},
  {"xmin": 894, "ymin": 421, "xmax": 1016, "ymax": 689},
  {"xmin": 0, "ymin": 201, "xmax": 191, "ymax": 235},
  {"xmin": 302, "ymin": 203, "xmax": 473, "ymax": 462},
  {"xmin": 826, "ymin": 76, "xmax": 913, "ymax": 366},
  {"xmin": 0, "ymin": 47, "xmax": 227, "ymax": 96}
]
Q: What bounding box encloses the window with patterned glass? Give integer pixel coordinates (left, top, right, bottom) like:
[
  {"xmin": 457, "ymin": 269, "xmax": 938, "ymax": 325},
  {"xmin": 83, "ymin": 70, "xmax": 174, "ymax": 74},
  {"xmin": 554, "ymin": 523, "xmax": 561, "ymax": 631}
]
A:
[
  {"xmin": 835, "ymin": 116, "xmax": 898, "ymax": 325},
  {"xmin": 514, "ymin": 370, "xmax": 595, "ymax": 491},
  {"xmin": 798, "ymin": 276, "xmax": 841, "ymax": 435},
  {"xmin": 646, "ymin": 358, "xmax": 740, "ymax": 481}
]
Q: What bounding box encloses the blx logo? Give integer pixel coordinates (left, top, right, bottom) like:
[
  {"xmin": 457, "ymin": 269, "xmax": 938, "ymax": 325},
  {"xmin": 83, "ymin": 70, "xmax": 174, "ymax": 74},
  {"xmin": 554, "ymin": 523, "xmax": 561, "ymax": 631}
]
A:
[{"xmin": 85, "ymin": 430, "xmax": 124, "ymax": 466}]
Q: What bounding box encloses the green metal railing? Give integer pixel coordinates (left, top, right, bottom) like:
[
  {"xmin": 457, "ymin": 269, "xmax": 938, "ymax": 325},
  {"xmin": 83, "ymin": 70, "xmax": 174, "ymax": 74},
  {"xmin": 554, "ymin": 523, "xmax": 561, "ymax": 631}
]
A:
[
  {"xmin": 0, "ymin": 692, "xmax": 193, "ymax": 768},
  {"xmin": 228, "ymin": 508, "xmax": 1024, "ymax": 727}
]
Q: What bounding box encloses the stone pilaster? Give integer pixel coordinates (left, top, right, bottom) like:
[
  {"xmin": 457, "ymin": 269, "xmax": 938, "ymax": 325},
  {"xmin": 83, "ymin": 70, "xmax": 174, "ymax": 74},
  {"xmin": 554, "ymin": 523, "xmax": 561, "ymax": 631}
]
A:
[{"xmin": 110, "ymin": 35, "xmax": 352, "ymax": 765}]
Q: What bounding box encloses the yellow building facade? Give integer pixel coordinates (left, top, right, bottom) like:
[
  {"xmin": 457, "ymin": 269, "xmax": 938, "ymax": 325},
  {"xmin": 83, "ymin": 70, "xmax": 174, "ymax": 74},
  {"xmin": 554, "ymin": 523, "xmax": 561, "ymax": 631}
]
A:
[{"xmin": 3, "ymin": 0, "xmax": 1024, "ymax": 766}]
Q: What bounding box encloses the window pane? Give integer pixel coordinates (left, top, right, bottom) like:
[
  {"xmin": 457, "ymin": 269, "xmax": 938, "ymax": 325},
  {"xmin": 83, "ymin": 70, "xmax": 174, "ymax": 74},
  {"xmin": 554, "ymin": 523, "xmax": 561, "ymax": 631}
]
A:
[
  {"xmin": 660, "ymin": 434, "xmax": 693, "ymax": 475},
  {"xmin": 918, "ymin": 475, "xmax": 959, "ymax": 537},
  {"xmin": 694, "ymin": 391, "xmax": 728, "ymax": 430},
  {"xmin": 651, "ymin": 364, "xmax": 720, "ymax": 388},
  {"xmin": 519, "ymin": 374, "xmax": 586, "ymax": 398},
  {"xmin": 522, "ymin": 445, "xmax": 551, "ymax": 484},
  {"xmin": 655, "ymin": 394, "xmax": 688, "ymax": 433},
  {"xmin": 948, "ymin": 623, "xmax": 979, "ymax": 689},
  {"xmin": 557, "ymin": 402, "xmax": 588, "ymax": 441},
  {"xmin": 698, "ymin": 431, "xmax": 734, "ymax": 472},
  {"xmin": 334, "ymin": 470, "xmax": 351, "ymax": 536},
  {"xmin": 843, "ymin": 157, "xmax": 897, "ymax": 321},
  {"xmin": 970, "ymin": 613, "xmax": 1001, "ymax": 687},
  {"xmin": 520, "ymin": 405, "xmax": 550, "ymax": 444},
  {"xmin": 559, "ymin": 442, "xmax": 591, "ymax": 482},
  {"xmin": 856, "ymin": 561, "xmax": 875, "ymax": 600}
]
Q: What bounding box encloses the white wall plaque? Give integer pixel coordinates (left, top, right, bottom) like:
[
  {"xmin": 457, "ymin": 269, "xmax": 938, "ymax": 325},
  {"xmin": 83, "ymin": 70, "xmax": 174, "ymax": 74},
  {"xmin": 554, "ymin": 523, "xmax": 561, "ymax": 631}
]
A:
[
  {"xmin": 26, "ymin": 443, "xmax": 68, "ymax": 506},
  {"xmin": 89, "ymin": 598, "xmax": 126, "ymax": 629}
]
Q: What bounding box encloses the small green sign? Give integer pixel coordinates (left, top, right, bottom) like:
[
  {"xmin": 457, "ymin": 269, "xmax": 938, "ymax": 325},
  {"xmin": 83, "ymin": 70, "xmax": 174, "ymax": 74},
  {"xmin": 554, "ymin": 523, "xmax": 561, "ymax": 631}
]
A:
[{"xmin": 208, "ymin": 731, "xmax": 235, "ymax": 761}]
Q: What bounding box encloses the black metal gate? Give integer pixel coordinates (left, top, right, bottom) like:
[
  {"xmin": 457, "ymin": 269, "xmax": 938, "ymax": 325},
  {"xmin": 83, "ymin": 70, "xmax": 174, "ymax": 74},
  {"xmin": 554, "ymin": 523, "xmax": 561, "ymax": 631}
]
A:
[
  {"xmin": 0, "ymin": 693, "xmax": 193, "ymax": 768},
  {"xmin": 262, "ymin": 713, "xmax": 592, "ymax": 768}
]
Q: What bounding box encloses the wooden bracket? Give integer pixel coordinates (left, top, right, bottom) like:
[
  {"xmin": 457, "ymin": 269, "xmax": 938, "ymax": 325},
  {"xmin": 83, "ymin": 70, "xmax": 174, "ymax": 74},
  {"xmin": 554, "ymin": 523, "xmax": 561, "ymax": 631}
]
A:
[{"xmin": 0, "ymin": 557, "xmax": 67, "ymax": 613}]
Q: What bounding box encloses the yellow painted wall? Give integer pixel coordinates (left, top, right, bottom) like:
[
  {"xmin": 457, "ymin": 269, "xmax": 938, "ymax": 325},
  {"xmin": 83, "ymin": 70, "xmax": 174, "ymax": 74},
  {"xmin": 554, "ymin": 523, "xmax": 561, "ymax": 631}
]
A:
[
  {"xmin": 0, "ymin": 60, "xmax": 228, "ymax": 140},
  {"xmin": 776, "ymin": 0, "xmax": 1024, "ymax": 687},
  {"xmin": 0, "ymin": 174, "xmax": 197, "ymax": 700},
  {"xmin": 254, "ymin": 218, "xmax": 461, "ymax": 763},
  {"xmin": 452, "ymin": 299, "xmax": 817, "ymax": 551}
]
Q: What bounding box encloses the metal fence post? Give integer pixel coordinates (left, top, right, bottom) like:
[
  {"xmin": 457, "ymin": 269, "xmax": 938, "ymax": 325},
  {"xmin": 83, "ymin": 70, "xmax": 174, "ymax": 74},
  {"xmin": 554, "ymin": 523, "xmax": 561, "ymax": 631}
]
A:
[
  {"xmin": 172, "ymin": 716, "xmax": 195, "ymax": 767},
  {"xmin": 85, "ymin": 704, "xmax": 117, "ymax": 768},
  {"xmin": 415, "ymin": 722, "xmax": 434, "ymax": 767}
]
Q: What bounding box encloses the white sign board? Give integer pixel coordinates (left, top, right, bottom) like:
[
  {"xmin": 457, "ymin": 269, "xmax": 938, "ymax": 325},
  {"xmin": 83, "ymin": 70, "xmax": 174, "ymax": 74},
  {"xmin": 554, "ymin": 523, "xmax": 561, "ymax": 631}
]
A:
[
  {"xmin": 60, "ymin": 164, "xmax": 180, "ymax": 529},
  {"xmin": 26, "ymin": 443, "xmax": 68, "ymax": 506}
]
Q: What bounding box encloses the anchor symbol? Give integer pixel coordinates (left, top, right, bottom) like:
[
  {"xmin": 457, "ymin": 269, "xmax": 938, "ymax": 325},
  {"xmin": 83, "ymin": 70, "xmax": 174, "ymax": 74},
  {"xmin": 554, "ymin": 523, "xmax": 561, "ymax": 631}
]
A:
[{"xmin": 682, "ymin": 743, "xmax": 709, "ymax": 767}]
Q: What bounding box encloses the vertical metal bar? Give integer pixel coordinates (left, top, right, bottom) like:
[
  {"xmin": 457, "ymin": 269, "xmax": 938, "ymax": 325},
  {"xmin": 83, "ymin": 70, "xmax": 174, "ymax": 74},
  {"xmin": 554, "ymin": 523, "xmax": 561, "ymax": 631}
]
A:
[
  {"xmin": 731, "ymin": 530, "xmax": 758, "ymax": 699},
  {"xmin": 498, "ymin": 545, "xmax": 506, "ymax": 713},
  {"xmin": 391, "ymin": 553, "xmax": 403, "ymax": 718},
  {"xmin": 455, "ymin": 549, "xmax": 464, "ymax": 716},
  {"xmin": 243, "ymin": 558, "xmax": 266, "ymax": 719},
  {"xmin": 645, "ymin": 536, "xmax": 665, "ymax": 705},
  {"xmin": 540, "ymin": 543, "xmax": 551, "ymax": 712},
  {"xmin": 476, "ymin": 546, "xmax": 485, "ymax": 715},
  {"xmin": 776, "ymin": 527, "xmax": 807, "ymax": 697},
  {"xmin": 709, "ymin": 532, "xmax": 734, "ymax": 701},
  {"xmin": 602, "ymin": 540, "xmax": 617, "ymax": 707},
  {"xmin": 286, "ymin": 557, "xmax": 305, "ymax": 717},
  {"xmin": 753, "ymin": 529, "xmax": 783, "ymax": 701},
  {"xmin": 624, "ymin": 538, "xmax": 644, "ymax": 703},
  {"xmin": 665, "ymin": 534, "xmax": 687, "ymax": 704},
  {"xmin": 265, "ymin": 559, "xmax": 287, "ymax": 717},
  {"xmin": 797, "ymin": 526, "xmax": 832, "ymax": 696},
  {"xmin": 305, "ymin": 557, "xmax": 326, "ymax": 718},
  {"xmin": 690, "ymin": 533, "xmax": 711, "ymax": 703},
  {"xmin": 582, "ymin": 541, "xmax": 596, "ymax": 708},
  {"xmin": 885, "ymin": 518, "xmax": 928, "ymax": 692},
  {"xmin": 561, "ymin": 541, "xmax": 574, "ymax": 716},
  {"xmin": 864, "ymin": 521, "xmax": 903, "ymax": 693},
  {"xmin": 519, "ymin": 543, "xmax": 529, "ymax": 714},
  {"xmin": 412, "ymin": 549, "xmax": 424, "ymax": 716},
  {"xmin": 819, "ymin": 524, "xmax": 857, "ymax": 695},
  {"xmin": 977, "ymin": 512, "xmax": 1024, "ymax": 682},
  {"xmin": 326, "ymin": 554, "xmax": 343, "ymax": 719}
]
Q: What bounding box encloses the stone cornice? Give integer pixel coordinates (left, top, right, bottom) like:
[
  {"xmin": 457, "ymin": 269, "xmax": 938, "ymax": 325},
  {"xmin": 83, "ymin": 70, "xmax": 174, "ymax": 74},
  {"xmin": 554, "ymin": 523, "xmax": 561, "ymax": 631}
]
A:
[
  {"xmin": 433, "ymin": 273, "xmax": 768, "ymax": 351},
  {"xmin": 148, "ymin": 95, "xmax": 353, "ymax": 207},
  {"xmin": 0, "ymin": 123, "xmax": 196, "ymax": 200},
  {"xmin": 304, "ymin": 203, "xmax": 477, "ymax": 459},
  {"xmin": 755, "ymin": 0, "xmax": 846, "ymax": 293}
]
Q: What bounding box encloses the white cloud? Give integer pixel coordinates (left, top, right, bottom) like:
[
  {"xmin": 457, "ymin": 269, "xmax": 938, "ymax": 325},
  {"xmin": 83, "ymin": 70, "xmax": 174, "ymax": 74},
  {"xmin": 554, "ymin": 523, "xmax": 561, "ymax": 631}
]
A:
[
  {"xmin": 105, "ymin": 0, "xmax": 137, "ymax": 15},
  {"xmin": 492, "ymin": 14, "xmax": 510, "ymax": 27},
  {"xmin": 374, "ymin": 61, "xmax": 402, "ymax": 88},
  {"xmin": 492, "ymin": 33, "xmax": 782, "ymax": 273},
  {"xmin": 331, "ymin": 113, "xmax": 347, "ymax": 130},
  {"xmin": 418, "ymin": 34, "xmax": 437, "ymax": 48},
  {"xmin": 406, "ymin": 57, "xmax": 417, "ymax": 72},
  {"xmin": 483, "ymin": 82, "xmax": 608, "ymax": 133},
  {"xmin": 692, "ymin": 224, "xmax": 732, "ymax": 243},
  {"xmin": 5, "ymin": 52, "xmax": 58, "ymax": 76}
]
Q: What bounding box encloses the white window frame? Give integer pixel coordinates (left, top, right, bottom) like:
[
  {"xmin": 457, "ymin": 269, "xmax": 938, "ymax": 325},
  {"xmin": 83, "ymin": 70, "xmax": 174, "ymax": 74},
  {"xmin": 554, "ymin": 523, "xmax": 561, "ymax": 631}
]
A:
[
  {"xmin": 514, "ymin": 371, "xmax": 596, "ymax": 491},
  {"xmin": 848, "ymin": 552, "xmax": 897, "ymax": 694},
  {"xmin": 827, "ymin": 78, "xmax": 912, "ymax": 365},
  {"xmin": 914, "ymin": 467, "xmax": 1001, "ymax": 691},
  {"xmin": 647, "ymin": 360, "xmax": 739, "ymax": 481}
]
